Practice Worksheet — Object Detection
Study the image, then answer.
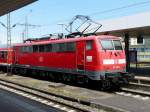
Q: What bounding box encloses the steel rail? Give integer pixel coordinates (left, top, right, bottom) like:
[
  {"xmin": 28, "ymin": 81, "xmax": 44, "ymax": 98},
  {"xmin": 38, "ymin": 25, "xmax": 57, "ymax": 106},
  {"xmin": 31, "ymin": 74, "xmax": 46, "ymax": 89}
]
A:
[{"xmin": 118, "ymin": 82, "xmax": 150, "ymax": 97}]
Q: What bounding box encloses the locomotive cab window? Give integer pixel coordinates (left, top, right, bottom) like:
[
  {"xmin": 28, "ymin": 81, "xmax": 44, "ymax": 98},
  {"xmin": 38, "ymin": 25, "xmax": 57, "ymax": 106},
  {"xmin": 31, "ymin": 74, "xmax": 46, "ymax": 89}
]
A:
[
  {"xmin": 100, "ymin": 39, "xmax": 123, "ymax": 50},
  {"xmin": 113, "ymin": 40, "xmax": 123, "ymax": 50},
  {"xmin": 3, "ymin": 51, "xmax": 7, "ymax": 58},
  {"xmin": 86, "ymin": 40, "xmax": 93, "ymax": 50},
  {"xmin": 100, "ymin": 40, "xmax": 114, "ymax": 50}
]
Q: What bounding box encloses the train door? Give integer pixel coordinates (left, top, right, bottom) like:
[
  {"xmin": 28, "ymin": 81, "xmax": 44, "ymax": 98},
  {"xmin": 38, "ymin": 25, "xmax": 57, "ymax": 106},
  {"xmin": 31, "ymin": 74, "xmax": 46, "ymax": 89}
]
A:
[{"xmin": 76, "ymin": 41, "xmax": 86, "ymax": 71}]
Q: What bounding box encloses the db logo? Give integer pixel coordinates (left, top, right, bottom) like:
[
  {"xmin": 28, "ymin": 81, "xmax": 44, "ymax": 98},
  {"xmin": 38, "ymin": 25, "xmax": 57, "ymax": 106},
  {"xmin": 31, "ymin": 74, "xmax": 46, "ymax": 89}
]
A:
[{"xmin": 39, "ymin": 57, "xmax": 43, "ymax": 62}]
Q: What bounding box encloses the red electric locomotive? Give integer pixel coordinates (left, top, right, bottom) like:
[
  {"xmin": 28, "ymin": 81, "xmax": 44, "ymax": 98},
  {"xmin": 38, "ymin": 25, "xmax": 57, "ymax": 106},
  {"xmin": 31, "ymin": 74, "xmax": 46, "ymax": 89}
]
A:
[
  {"xmin": 0, "ymin": 16, "xmax": 133, "ymax": 88},
  {"xmin": 8, "ymin": 34, "xmax": 131, "ymax": 88}
]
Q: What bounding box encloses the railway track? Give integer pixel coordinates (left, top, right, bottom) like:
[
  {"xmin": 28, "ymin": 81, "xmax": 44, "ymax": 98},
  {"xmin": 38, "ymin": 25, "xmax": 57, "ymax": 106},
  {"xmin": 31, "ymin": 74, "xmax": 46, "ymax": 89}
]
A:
[
  {"xmin": 123, "ymin": 76, "xmax": 150, "ymax": 95},
  {"xmin": 115, "ymin": 82, "xmax": 150, "ymax": 101},
  {"xmin": 0, "ymin": 72, "xmax": 140, "ymax": 112},
  {"xmin": 0, "ymin": 79, "xmax": 102, "ymax": 112},
  {"xmin": 1, "ymin": 73, "xmax": 150, "ymax": 112}
]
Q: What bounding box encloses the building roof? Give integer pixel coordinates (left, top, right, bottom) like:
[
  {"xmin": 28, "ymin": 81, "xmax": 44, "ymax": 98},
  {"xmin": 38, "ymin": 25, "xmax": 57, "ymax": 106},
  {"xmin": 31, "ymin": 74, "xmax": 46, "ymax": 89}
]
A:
[
  {"xmin": 0, "ymin": 0, "xmax": 37, "ymax": 16},
  {"xmin": 96, "ymin": 11, "xmax": 150, "ymax": 36}
]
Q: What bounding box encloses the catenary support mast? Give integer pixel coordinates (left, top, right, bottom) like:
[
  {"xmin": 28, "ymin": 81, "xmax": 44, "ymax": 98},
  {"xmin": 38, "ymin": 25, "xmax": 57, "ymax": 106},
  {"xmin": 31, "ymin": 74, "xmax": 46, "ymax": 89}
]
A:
[{"xmin": 7, "ymin": 13, "xmax": 12, "ymax": 76}]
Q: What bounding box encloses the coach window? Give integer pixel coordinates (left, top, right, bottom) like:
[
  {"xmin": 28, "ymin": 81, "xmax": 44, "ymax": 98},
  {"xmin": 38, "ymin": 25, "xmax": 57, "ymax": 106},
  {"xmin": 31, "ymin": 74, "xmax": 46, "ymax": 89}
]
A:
[
  {"xmin": 1, "ymin": 51, "xmax": 5, "ymax": 58},
  {"xmin": 86, "ymin": 40, "xmax": 93, "ymax": 50},
  {"xmin": 0, "ymin": 51, "xmax": 2, "ymax": 58},
  {"xmin": 1, "ymin": 51, "xmax": 7, "ymax": 58},
  {"xmin": 0, "ymin": 52, "xmax": 2, "ymax": 58}
]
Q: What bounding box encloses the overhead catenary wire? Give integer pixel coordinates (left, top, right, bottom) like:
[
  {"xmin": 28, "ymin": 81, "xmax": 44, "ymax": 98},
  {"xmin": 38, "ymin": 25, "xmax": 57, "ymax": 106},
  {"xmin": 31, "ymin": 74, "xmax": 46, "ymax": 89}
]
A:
[
  {"xmin": 89, "ymin": 0, "xmax": 150, "ymax": 16},
  {"xmin": 49, "ymin": 0, "xmax": 150, "ymax": 25},
  {"xmin": 3, "ymin": 0, "xmax": 150, "ymax": 42}
]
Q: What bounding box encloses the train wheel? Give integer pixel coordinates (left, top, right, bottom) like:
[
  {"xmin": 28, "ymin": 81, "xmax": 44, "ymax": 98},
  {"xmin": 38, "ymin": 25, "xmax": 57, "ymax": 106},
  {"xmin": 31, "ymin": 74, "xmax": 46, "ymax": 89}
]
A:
[
  {"xmin": 62, "ymin": 73, "xmax": 68, "ymax": 82},
  {"xmin": 56, "ymin": 73, "xmax": 63, "ymax": 82},
  {"xmin": 100, "ymin": 80, "xmax": 111, "ymax": 90},
  {"xmin": 76, "ymin": 76, "xmax": 87, "ymax": 84},
  {"xmin": 20, "ymin": 69, "xmax": 27, "ymax": 75},
  {"xmin": 111, "ymin": 83, "xmax": 121, "ymax": 90},
  {"xmin": 62, "ymin": 73, "xmax": 72, "ymax": 82},
  {"xmin": 87, "ymin": 79, "xmax": 97, "ymax": 89},
  {"xmin": 47, "ymin": 72, "xmax": 55, "ymax": 82},
  {"xmin": 40, "ymin": 71, "xmax": 45, "ymax": 77},
  {"xmin": 13, "ymin": 68, "xmax": 19, "ymax": 74}
]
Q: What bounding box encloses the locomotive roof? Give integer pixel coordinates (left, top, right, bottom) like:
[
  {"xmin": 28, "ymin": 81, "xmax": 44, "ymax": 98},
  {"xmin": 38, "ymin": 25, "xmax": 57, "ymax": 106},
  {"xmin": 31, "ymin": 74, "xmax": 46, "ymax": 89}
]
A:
[{"xmin": 14, "ymin": 35, "xmax": 120, "ymax": 47}]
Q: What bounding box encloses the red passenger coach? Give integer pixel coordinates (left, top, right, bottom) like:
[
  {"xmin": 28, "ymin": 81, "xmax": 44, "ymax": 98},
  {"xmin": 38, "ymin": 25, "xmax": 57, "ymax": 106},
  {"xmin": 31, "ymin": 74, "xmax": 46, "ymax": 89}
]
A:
[
  {"xmin": 0, "ymin": 48, "xmax": 7, "ymax": 65},
  {"xmin": 0, "ymin": 48, "xmax": 14, "ymax": 65},
  {"xmin": 10, "ymin": 35, "xmax": 133, "ymax": 88},
  {"xmin": 0, "ymin": 48, "xmax": 14, "ymax": 71}
]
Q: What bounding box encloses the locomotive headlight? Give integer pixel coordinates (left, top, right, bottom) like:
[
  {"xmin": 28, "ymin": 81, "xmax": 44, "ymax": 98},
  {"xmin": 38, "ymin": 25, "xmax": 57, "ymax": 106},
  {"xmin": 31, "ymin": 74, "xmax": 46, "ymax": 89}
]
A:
[
  {"xmin": 103, "ymin": 59, "xmax": 114, "ymax": 65},
  {"xmin": 118, "ymin": 59, "xmax": 126, "ymax": 64}
]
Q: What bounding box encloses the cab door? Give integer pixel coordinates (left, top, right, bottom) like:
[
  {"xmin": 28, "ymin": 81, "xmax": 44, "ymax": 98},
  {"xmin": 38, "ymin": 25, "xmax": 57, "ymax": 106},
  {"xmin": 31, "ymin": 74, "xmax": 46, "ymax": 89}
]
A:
[{"xmin": 76, "ymin": 41, "xmax": 86, "ymax": 71}]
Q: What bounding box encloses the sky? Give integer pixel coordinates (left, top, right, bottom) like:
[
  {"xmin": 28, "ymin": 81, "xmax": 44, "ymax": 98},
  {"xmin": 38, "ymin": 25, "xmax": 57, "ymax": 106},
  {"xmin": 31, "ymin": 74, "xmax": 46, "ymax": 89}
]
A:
[{"xmin": 0, "ymin": 0, "xmax": 150, "ymax": 44}]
